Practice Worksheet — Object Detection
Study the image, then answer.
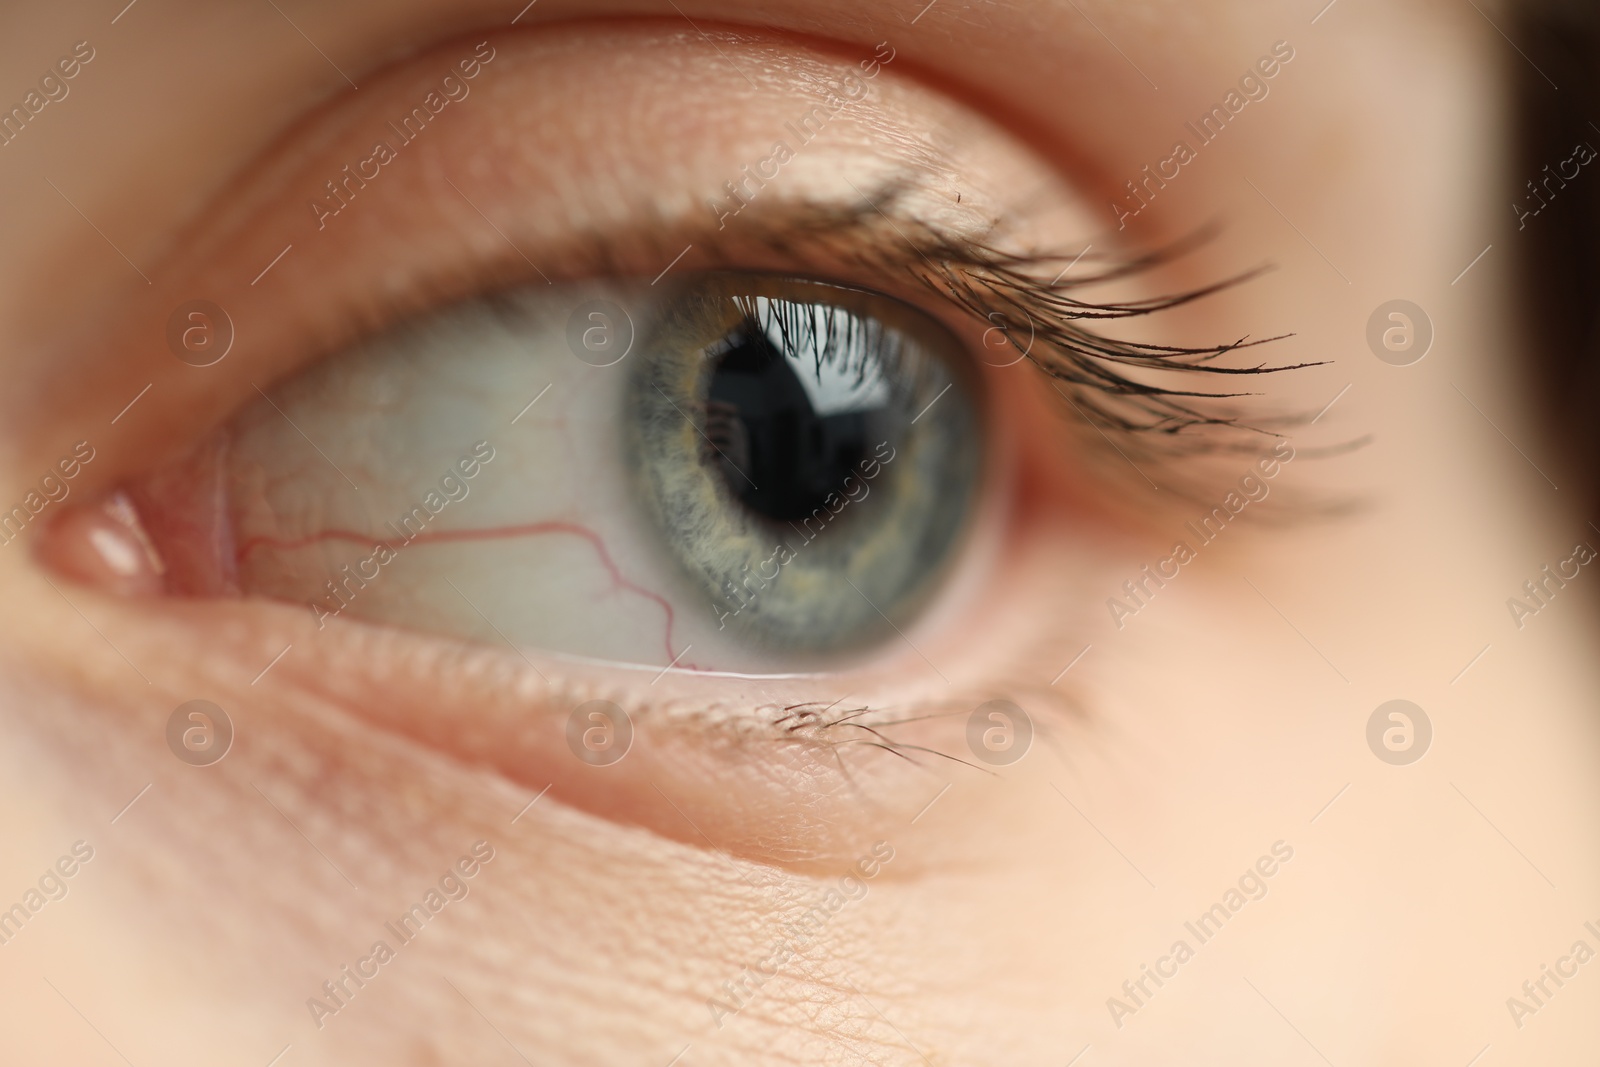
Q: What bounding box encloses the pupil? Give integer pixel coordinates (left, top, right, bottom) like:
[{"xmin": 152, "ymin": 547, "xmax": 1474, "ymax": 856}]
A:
[{"xmin": 704, "ymin": 315, "xmax": 881, "ymax": 523}]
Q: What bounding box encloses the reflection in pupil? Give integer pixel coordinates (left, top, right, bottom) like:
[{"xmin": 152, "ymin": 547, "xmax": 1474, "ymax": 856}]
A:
[{"xmin": 704, "ymin": 313, "xmax": 882, "ymax": 522}]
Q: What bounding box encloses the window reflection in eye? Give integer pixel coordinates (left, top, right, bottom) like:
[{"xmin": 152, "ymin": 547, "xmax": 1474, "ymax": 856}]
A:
[{"xmin": 121, "ymin": 272, "xmax": 984, "ymax": 673}]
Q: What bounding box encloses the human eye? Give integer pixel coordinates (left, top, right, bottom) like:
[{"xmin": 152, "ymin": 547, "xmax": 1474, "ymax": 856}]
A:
[
  {"xmin": 33, "ymin": 23, "xmax": 1292, "ymax": 843},
  {"xmin": 122, "ymin": 271, "xmax": 987, "ymax": 672}
]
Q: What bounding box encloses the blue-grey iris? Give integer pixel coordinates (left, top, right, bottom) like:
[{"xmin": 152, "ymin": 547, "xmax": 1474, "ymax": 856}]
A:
[{"xmin": 629, "ymin": 275, "xmax": 983, "ymax": 656}]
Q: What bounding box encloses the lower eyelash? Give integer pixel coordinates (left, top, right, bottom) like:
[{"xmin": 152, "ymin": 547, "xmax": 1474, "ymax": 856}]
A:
[
  {"xmin": 755, "ymin": 669, "xmax": 1087, "ymax": 773},
  {"xmin": 774, "ymin": 701, "xmax": 989, "ymax": 771}
]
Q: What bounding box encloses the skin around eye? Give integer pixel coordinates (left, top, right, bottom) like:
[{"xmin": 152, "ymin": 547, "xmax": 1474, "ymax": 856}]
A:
[
  {"xmin": 21, "ymin": 14, "xmax": 1310, "ymax": 883},
  {"xmin": 24, "ymin": 22, "xmax": 1135, "ymax": 868},
  {"xmin": 16, "ymin": 11, "xmax": 1322, "ymax": 903},
  {"xmin": 8, "ymin": 3, "xmax": 1600, "ymax": 1067}
]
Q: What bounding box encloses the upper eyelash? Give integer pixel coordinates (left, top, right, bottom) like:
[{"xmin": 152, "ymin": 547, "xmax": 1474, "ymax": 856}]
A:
[
  {"xmin": 669, "ymin": 184, "xmax": 1319, "ymax": 456},
  {"xmin": 306, "ymin": 177, "xmax": 1311, "ymax": 475},
  {"xmin": 725, "ymin": 290, "xmax": 920, "ymax": 398}
]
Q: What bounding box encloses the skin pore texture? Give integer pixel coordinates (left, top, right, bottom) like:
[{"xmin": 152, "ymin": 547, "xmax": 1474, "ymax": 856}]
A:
[{"xmin": 0, "ymin": 1, "xmax": 1597, "ymax": 1065}]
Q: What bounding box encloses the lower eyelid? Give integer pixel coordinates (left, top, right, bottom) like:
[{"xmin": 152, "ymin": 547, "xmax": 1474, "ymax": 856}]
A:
[{"xmin": 47, "ymin": 590, "xmax": 1030, "ymax": 870}]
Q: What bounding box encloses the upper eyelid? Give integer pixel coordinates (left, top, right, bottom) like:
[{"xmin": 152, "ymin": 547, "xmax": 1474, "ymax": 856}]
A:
[{"xmin": 13, "ymin": 22, "xmax": 1281, "ymax": 500}]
